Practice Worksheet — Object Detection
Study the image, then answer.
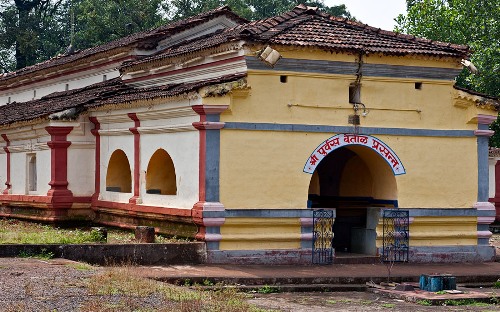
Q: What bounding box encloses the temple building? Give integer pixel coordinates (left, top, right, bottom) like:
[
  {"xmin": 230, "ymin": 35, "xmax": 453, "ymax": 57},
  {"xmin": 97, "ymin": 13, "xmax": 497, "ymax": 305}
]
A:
[{"xmin": 0, "ymin": 5, "xmax": 497, "ymax": 264}]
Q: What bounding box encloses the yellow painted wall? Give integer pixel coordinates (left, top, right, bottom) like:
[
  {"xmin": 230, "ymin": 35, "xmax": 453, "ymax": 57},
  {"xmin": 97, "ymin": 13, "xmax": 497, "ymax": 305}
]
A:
[
  {"xmin": 222, "ymin": 72, "xmax": 479, "ymax": 131},
  {"xmin": 220, "ymin": 129, "xmax": 477, "ymax": 208},
  {"xmin": 339, "ymin": 155, "xmax": 373, "ymax": 197},
  {"xmin": 376, "ymin": 216, "xmax": 478, "ymax": 247},
  {"xmin": 217, "ymin": 50, "xmax": 489, "ymax": 209},
  {"xmin": 215, "ymin": 49, "xmax": 492, "ymax": 251},
  {"xmin": 219, "ymin": 217, "xmax": 301, "ymax": 250}
]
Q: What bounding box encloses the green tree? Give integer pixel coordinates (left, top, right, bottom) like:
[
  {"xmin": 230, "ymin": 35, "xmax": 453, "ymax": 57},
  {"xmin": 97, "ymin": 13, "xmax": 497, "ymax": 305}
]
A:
[
  {"xmin": 395, "ymin": 0, "xmax": 500, "ymax": 146},
  {"xmin": 72, "ymin": 0, "xmax": 165, "ymax": 50},
  {"xmin": 395, "ymin": 0, "xmax": 499, "ymax": 97},
  {"xmin": 0, "ymin": 0, "xmax": 67, "ymax": 71},
  {"xmin": 169, "ymin": 0, "xmax": 353, "ymax": 21}
]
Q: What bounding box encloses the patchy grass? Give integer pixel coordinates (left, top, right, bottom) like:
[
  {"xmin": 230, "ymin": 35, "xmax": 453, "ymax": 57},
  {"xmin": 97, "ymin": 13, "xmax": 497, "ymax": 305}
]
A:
[
  {"xmin": 257, "ymin": 285, "xmax": 279, "ymax": 294},
  {"xmin": 0, "ymin": 219, "xmax": 189, "ymax": 244},
  {"xmin": 18, "ymin": 248, "xmax": 54, "ymax": 260},
  {"xmin": 67, "ymin": 262, "xmax": 95, "ymax": 271},
  {"xmin": 83, "ymin": 267, "xmax": 274, "ymax": 312}
]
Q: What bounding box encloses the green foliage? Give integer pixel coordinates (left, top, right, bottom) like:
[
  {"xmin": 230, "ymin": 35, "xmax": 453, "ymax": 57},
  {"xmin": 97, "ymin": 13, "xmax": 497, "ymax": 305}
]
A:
[
  {"xmin": 89, "ymin": 228, "xmax": 106, "ymax": 242},
  {"xmin": 444, "ymin": 298, "xmax": 482, "ymax": 306},
  {"xmin": 0, "ymin": 0, "xmax": 69, "ymax": 71},
  {"xmin": 494, "ymin": 280, "xmax": 500, "ymax": 289},
  {"xmin": 395, "ymin": 0, "xmax": 500, "ymax": 147},
  {"xmin": 417, "ymin": 299, "xmax": 433, "ymax": 306},
  {"xmin": 169, "ymin": 0, "xmax": 352, "ymax": 21},
  {"xmin": 395, "ymin": 0, "xmax": 500, "ymax": 98},
  {"xmin": 257, "ymin": 285, "xmax": 279, "ymax": 294},
  {"xmin": 0, "ymin": 218, "xmax": 148, "ymax": 244},
  {"xmin": 19, "ymin": 248, "xmax": 55, "ymax": 260},
  {"xmin": 72, "ymin": 0, "xmax": 165, "ymax": 50},
  {"xmin": 489, "ymin": 113, "xmax": 500, "ymax": 147},
  {"xmin": 0, "ymin": 0, "xmax": 355, "ymax": 72}
]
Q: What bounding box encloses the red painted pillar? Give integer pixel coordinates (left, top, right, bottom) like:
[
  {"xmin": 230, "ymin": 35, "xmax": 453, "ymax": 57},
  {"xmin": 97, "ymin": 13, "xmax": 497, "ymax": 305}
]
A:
[
  {"xmin": 128, "ymin": 113, "xmax": 140, "ymax": 204},
  {"xmin": 494, "ymin": 160, "xmax": 500, "ymax": 222},
  {"xmin": 45, "ymin": 126, "xmax": 73, "ymax": 209},
  {"xmin": 191, "ymin": 105, "xmax": 227, "ymax": 242},
  {"xmin": 1, "ymin": 134, "xmax": 11, "ymax": 194},
  {"xmin": 193, "ymin": 109, "xmax": 207, "ymax": 205},
  {"xmin": 89, "ymin": 117, "xmax": 100, "ymax": 203}
]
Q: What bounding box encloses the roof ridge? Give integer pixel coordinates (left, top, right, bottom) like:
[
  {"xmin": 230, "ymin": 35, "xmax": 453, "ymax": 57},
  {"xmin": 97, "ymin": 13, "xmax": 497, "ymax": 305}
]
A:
[
  {"xmin": 325, "ymin": 12, "xmax": 469, "ymax": 53},
  {"xmin": 239, "ymin": 4, "xmax": 317, "ymax": 39},
  {"xmin": 0, "ymin": 6, "xmax": 248, "ymax": 84}
]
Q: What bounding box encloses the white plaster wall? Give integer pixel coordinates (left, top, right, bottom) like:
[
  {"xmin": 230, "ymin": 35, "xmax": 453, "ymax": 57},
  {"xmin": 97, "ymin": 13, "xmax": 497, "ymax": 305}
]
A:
[
  {"xmin": 66, "ymin": 121, "xmax": 97, "ymax": 196},
  {"xmin": 93, "ymin": 101, "xmax": 201, "ymax": 208},
  {"xmin": 0, "ymin": 153, "xmax": 6, "ymax": 192},
  {"xmin": 0, "ymin": 69, "xmax": 120, "ymax": 105},
  {"xmin": 140, "ymin": 130, "xmax": 199, "ymax": 208},
  {"xmin": 10, "ymin": 152, "xmax": 27, "ymax": 194},
  {"xmin": 36, "ymin": 150, "xmax": 51, "ymax": 194},
  {"xmin": 99, "ymin": 133, "xmax": 135, "ymax": 203},
  {"xmin": 67, "ymin": 148, "xmax": 95, "ymax": 196},
  {"xmin": 10, "ymin": 150, "xmax": 51, "ymax": 195}
]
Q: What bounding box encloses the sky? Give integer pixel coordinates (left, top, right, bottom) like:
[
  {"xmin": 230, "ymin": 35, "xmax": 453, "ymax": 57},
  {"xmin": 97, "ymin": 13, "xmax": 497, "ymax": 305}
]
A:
[{"xmin": 323, "ymin": 0, "xmax": 408, "ymax": 31}]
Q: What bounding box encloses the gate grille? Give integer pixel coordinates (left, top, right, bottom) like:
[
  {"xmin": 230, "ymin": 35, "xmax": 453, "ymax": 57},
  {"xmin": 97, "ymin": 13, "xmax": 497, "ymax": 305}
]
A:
[
  {"xmin": 382, "ymin": 209, "xmax": 409, "ymax": 262},
  {"xmin": 312, "ymin": 209, "xmax": 334, "ymax": 264}
]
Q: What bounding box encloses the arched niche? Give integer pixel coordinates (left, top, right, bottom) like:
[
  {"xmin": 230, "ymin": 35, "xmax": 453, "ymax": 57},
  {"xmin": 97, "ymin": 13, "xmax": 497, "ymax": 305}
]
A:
[
  {"xmin": 106, "ymin": 149, "xmax": 132, "ymax": 193},
  {"xmin": 146, "ymin": 149, "xmax": 177, "ymax": 195}
]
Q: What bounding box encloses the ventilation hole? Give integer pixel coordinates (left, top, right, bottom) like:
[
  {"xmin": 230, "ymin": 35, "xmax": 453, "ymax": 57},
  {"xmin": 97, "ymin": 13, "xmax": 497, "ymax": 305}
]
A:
[
  {"xmin": 280, "ymin": 75, "xmax": 287, "ymax": 83},
  {"xmin": 415, "ymin": 82, "xmax": 422, "ymax": 90}
]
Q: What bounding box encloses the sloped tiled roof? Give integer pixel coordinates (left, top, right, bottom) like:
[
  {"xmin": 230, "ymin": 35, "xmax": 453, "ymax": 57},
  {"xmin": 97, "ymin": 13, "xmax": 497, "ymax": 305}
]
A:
[
  {"xmin": 122, "ymin": 5, "xmax": 469, "ymax": 70},
  {"xmin": 0, "ymin": 73, "xmax": 246, "ymax": 126},
  {"xmin": 0, "ymin": 6, "xmax": 247, "ymax": 83}
]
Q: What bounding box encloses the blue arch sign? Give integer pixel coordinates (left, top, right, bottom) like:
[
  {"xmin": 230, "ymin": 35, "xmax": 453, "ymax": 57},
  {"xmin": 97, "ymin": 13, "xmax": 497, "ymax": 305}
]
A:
[{"xmin": 304, "ymin": 134, "xmax": 406, "ymax": 175}]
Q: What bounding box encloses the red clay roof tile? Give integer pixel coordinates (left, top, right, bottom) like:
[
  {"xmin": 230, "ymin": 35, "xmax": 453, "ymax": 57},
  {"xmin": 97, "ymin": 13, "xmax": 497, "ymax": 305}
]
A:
[{"xmin": 0, "ymin": 73, "xmax": 246, "ymax": 126}]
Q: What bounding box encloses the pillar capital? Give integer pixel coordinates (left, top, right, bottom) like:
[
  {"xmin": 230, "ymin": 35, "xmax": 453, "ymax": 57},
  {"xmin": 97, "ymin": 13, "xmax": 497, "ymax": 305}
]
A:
[{"xmin": 192, "ymin": 105, "xmax": 229, "ymax": 116}]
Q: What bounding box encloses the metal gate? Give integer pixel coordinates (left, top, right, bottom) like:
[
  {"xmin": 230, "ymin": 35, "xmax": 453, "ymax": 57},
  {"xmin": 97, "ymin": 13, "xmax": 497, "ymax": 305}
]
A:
[
  {"xmin": 382, "ymin": 209, "xmax": 409, "ymax": 262},
  {"xmin": 312, "ymin": 209, "xmax": 334, "ymax": 264}
]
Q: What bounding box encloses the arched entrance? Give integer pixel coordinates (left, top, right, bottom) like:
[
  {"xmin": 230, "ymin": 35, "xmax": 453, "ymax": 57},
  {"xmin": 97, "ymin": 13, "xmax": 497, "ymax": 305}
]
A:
[{"xmin": 306, "ymin": 134, "xmax": 402, "ymax": 256}]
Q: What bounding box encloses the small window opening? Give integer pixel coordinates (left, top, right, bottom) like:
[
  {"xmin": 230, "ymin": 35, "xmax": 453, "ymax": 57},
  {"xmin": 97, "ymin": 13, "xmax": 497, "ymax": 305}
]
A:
[
  {"xmin": 28, "ymin": 154, "xmax": 37, "ymax": 192},
  {"xmin": 280, "ymin": 75, "xmax": 287, "ymax": 83},
  {"xmin": 7, "ymin": 97, "xmax": 11, "ymax": 104},
  {"xmin": 103, "ymin": 75, "xmax": 107, "ymax": 81},
  {"xmin": 33, "ymin": 90, "xmax": 36, "ymax": 99},
  {"xmin": 349, "ymin": 83, "xmax": 361, "ymax": 104},
  {"xmin": 65, "ymin": 84, "xmax": 69, "ymax": 91},
  {"xmin": 415, "ymin": 82, "xmax": 422, "ymax": 90}
]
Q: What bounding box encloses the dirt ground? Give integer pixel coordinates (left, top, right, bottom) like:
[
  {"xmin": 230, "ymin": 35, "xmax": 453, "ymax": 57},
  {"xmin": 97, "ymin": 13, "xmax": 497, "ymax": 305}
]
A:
[
  {"xmin": 0, "ymin": 234, "xmax": 498, "ymax": 312},
  {"xmin": 248, "ymin": 291, "xmax": 500, "ymax": 312},
  {"xmin": 0, "ymin": 258, "xmax": 499, "ymax": 312}
]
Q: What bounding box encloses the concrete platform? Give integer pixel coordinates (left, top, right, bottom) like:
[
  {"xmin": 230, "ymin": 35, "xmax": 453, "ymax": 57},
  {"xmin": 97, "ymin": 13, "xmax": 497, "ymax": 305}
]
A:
[
  {"xmin": 368, "ymin": 283, "xmax": 497, "ymax": 305},
  {"xmin": 131, "ymin": 262, "xmax": 500, "ymax": 289}
]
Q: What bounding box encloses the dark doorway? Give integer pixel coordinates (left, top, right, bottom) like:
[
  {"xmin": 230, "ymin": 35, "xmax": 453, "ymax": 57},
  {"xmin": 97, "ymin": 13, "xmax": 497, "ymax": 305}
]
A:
[{"xmin": 308, "ymin": 145, "xmax": 397, "ymax": 255}]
